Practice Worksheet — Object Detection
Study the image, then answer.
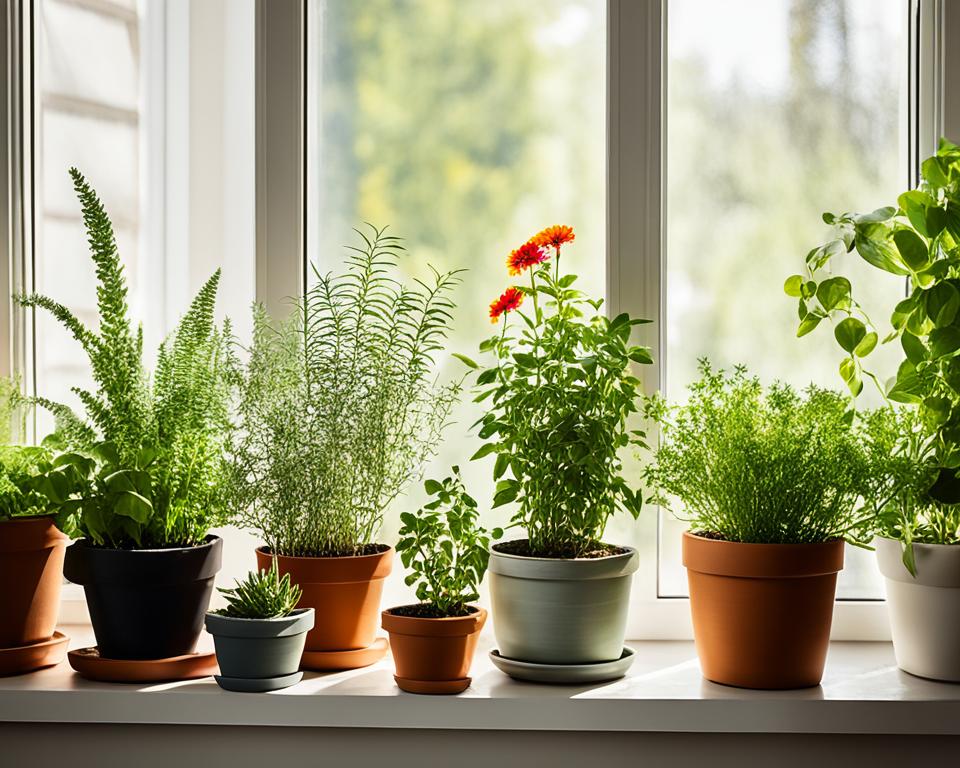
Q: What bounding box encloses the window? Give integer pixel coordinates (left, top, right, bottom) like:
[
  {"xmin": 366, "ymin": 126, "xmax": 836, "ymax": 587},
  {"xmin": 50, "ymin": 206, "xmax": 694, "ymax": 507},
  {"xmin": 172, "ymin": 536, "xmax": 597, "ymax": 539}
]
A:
[
  {"xmin": 306, "ymin": 0, "xmax": 608, "ymax": 610},
  {"xmin": 660, "ymin": 0, "xmax": 910, "ymax": 601}
]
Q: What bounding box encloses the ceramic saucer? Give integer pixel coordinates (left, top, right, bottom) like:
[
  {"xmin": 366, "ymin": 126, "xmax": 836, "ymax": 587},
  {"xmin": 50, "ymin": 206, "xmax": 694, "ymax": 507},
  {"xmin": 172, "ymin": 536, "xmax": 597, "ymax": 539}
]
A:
[
  {"xmin": 214, "ymin": 670, "xmax": 303, "ymax": 692},
  {"xmin": 489, "ymin": 646, "xmax": 635, "ymax": 684}
]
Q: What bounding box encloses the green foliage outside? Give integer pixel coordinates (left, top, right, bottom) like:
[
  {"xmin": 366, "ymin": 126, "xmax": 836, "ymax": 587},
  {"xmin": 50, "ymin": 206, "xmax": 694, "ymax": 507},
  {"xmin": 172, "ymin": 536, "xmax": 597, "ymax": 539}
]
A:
[
  {"xmin": 645, "ymin": 361, "xmax": 873, "ymax": 546},
  {"xmin": 473, "ymin": 234, "xmax": 651, "ymax": 557},
  {"xmin": 396, "ymin": 467, "xmax": 500, "ymax": 617},
  {"xmin": 217, "ymin": 560, "xmax": 302, "ymax": 620},
  {"xmin": 788, "ymin": 139, "xmax": 960, "ymax": 566},
  {"xmin": 228, "ymin": 227, "xmax": 467, "ymax": 557},
  {"xmin": 18, "ymin": 169, "xmax": 237, "ymax": 548}
]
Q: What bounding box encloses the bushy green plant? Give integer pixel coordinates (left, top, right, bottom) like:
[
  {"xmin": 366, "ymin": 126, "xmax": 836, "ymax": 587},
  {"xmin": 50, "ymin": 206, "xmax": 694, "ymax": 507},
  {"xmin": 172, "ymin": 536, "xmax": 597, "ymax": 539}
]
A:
[
  {"xmin": 229, "ymin": 226, "xmax": 466, "ymax": 557},
  {"xmin": 18, "ymin": 168, "xmax": 237, "ymax": 548},
  {"xmin": 645, "ymin": 361, "xmax": 872, "ymax": 545},
  {"xmin": 216, "ymin": 560, "xmax": 302, "ymax": 619},
  {"xmin": 473, "ymin": 226, "xmax": 650, "ymax": 558},
  {"xmin": 396, "ymin": 468, "xmax": 500, "ymax": 617}
]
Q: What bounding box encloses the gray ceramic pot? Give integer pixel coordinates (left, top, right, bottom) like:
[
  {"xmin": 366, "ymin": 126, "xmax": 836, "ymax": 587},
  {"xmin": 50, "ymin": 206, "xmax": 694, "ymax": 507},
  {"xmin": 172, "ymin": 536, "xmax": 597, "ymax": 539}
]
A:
[
  {"xmin": 488, "ymin": 542, "xmax": 639, "ymax": 664},
  {"xmin": 205, "ymin": 608, "xmax": 315, "ymax": 681},
  {"xmin": 876, "ymin": 537, "xmax": 960, "ymax": 681}
]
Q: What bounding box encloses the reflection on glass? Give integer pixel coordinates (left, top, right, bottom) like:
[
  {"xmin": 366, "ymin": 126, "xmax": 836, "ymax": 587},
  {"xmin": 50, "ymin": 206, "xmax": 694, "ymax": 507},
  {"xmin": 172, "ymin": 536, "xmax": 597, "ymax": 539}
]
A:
[{"xmin": 663, "ymin": 0, "xmax": 907, "ymax": 598}]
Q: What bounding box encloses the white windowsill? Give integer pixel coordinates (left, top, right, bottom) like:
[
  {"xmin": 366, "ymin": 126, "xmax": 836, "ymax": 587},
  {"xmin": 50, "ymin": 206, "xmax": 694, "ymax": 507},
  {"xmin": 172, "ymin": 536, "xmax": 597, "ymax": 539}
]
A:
[{"xmin": 1, "ymin": 626, "xmax": 958, "ymax": 735}]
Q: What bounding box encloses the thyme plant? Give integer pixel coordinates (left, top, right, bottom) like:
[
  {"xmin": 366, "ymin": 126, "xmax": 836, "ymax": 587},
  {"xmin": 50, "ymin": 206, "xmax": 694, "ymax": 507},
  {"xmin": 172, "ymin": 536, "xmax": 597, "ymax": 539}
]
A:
[
  {"xmin": 229, "ymin": 226, "xmax": 465, "ymax": 557},
  {"xmin": 216, "ymin": 561, "xmax": 302, "ymax": 620},
  {"xmin": 645, "ymin": 361, "xmax": 873, "ymax": 545},
  {"xmin": 474, "ymin": 226, "xmax": 650, "ymax": 558},
  {"xmin": 395, "ymin": 468, "xmax": 500, "ymax": 618},
  {"xmin": 19, "ymin": 168, "xmax": 237, "ymax": 548}
]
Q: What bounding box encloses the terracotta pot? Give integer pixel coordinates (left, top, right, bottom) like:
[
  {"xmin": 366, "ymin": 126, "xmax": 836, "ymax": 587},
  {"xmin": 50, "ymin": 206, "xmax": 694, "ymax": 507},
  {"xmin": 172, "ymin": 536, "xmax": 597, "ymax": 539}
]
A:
[
  {"xmin": 876, "ymin": 536, "xmax": 960, "ymax": 681},
  {"xmin": 0, "ymin": 516, "xmax": 69, "ymax": 647},
  {"xmin": 256, "ymin": 546, "xmax": 393, "ymax": 652},
  {"xmin": 64, "ymin": 535, "xmax": 222, "ymax": 660},
  {"xmin": 683, "ymin": 531, "xmax": 843, "ymax": 689},
  {"xmin": 381, "ymin": 606, "xmax": 486, "ymax": 694}
]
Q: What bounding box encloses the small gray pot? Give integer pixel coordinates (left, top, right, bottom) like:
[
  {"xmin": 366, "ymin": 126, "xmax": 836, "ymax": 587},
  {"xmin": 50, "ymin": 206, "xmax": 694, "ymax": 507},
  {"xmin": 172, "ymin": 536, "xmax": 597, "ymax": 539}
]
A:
[
  {"xmin": 488, "ymin": 542, "xmax": 638, "ymax": 665},
  {"xmin": 205, "ymin": 608, "xmax": 314, "ymax": 683},
  {"xmin": 876, "ymin": 537, "xmax": 960, "ymax": 682}
]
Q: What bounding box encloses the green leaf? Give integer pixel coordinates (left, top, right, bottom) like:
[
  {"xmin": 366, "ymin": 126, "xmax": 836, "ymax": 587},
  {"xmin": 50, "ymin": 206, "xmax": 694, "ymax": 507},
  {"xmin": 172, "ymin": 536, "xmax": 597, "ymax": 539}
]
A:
[
  {"xmin": 893, "ymin": 229, "xmax": 930, "ymax": 271},
  {"xmin": 451, "ymin": 353, "xmax": 478, "ymax": 369},
  {"xmin": 469, "ymin": 443, "xmax": 498, "ymax": 461},
  {"xmin": 834, "ymin": 317, "xmax": 866, "ymax": 353},
  {"xmin": 815, "ymin": 276, "xmax": 851, "ymax": 311},
  {"xmin": 854, "ymin": 206, "xmax": 897, "ymax": 224},
  {"xmin": 924, "ymin": 282, "xmax": 960, "ymax": 327},
  {"xmin": 839, "ymin": 357, "xmax": 862, "ymax": 396},
  {"xmin": 855, "ymin": 228, "xmax": 909, "ymax": 275},
  {"xmin": 929, "ymin": 326, "xmax": 960, "ymax": 358},
  {"xmin": 424, "ymin": 479, "xmax": 443, "ymax": 495},
  {"xmin": 853, "ymin": 331, "xmax": 877, "ymax": 358},
  {"xmin": 797, "ymin": 314, "xmax": 822, "ymax": 337},
  {"xmin": 114, "ymin": 491, "xmax": 152, "ymax": 524},
  {"xmin": 901, "ymin": 332, "xmax": 927, "ymax": 364},
  {"xmin": 783, "ymin": 275, "xmax": 804, "ymax": 297}
]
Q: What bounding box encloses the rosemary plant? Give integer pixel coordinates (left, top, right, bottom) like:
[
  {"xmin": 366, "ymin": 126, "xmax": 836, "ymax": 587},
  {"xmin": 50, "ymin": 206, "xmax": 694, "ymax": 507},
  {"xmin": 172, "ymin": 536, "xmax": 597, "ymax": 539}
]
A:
[
  {"xmin": 216, "ymin": 560, "xmax": 302, "ymax": 619},
  {"xmin": 18, "ymin": 168, "xmax": 237, "ymax": 548},
  {"xmin": 645, "ymin": 361, "xmax": 873, "ymax": 545},
  {"xmin": 229, "ymin": 226, "xmax": 466, "ymax": 557}
]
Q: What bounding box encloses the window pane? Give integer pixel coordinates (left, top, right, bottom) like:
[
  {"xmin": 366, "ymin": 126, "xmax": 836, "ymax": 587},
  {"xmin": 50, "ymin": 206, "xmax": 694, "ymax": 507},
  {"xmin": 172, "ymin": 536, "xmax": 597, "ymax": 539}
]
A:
[
  {"xmin": 307, "ymin": 0, "xmax": 607, "ymax": 606},
  {"xmin": 662, "ymin": 0, "xmax": 908, "ymax": 598}
]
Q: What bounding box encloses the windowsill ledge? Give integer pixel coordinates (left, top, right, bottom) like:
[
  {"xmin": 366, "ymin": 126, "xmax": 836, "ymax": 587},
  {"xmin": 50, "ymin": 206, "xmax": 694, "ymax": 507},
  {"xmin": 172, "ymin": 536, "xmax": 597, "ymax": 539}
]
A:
[{"xmin": 2, "ymin": 626, "xmax": 959, "ymax": 735}]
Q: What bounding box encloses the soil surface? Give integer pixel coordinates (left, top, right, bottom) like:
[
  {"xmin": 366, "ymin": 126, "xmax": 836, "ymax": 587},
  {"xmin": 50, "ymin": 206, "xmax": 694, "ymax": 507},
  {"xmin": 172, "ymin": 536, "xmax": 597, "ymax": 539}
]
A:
[
  {"xmin": 387, "ymin": 604, "xmax": 477, "ymax": 619},
  {"xmin": 262, "ymin": 543, "xmax": 390, "ymax": 558},
  {"xmin": 494, "ymin": 539, "xmax": 629, "ymax": 559}
]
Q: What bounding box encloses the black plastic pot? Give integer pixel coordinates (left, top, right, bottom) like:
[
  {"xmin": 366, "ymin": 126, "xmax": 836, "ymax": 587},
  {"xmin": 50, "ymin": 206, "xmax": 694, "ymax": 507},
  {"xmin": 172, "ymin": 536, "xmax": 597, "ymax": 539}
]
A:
[{"xmin": 64, "ymin": 535, "xmax": 222, "ymax": 660}]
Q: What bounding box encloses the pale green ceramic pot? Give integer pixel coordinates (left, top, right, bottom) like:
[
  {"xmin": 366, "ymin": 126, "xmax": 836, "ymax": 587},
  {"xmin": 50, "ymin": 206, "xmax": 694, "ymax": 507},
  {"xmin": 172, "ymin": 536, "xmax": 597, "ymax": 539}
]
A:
[{"xmin": 488, "ymin": 542, "xmax": 639, "ymax": 664}]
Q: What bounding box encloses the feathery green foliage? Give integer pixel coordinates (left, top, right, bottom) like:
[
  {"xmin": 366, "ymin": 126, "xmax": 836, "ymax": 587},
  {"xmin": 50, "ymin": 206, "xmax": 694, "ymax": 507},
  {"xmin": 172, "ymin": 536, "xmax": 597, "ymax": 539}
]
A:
[
  {"xmin": 229, "ymin": 225, "xmax": 466, "ymax": 557},
  {"xmin": 396, "ymin": 467, "xmax": 501, "ymax": 617},
  {"xmin": 645, "ymin": 361, "xmax": 873, "ymax": 545},
  {"xmin": 216, "ymin": 560, "xmax": 302, "ymax": 620},
  {"xmin": 18, "ymin": 168, "xmax": 237, "ymax": 548}
]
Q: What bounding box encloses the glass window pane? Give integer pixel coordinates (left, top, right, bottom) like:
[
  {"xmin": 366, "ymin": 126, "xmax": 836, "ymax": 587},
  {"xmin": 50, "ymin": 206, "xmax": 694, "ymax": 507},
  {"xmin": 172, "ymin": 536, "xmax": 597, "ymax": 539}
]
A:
[
  {"xmin": 307, "ymin": 0, "xmax": 607, "ymax": 607},
  {"xmin": 662, "ymin": 0, "xmax": 908, "ymax": 599}
]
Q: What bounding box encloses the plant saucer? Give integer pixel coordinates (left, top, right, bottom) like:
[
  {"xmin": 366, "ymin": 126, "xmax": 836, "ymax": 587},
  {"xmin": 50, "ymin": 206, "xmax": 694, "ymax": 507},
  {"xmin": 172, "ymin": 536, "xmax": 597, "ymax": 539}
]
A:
[
  {"xmin": 394, "ymin": 675, "xmax": 471, "ymax": 695},
  {"xmin": 300, "ymin": 637, "xmax": 389, "ymax": 671},
  {"xmin": 489, "ymin": 646, "xmax": 636, "ymax": 684},
  {"xmin": 0, "ymin": 631, "xmax": 69, "ymax": 676},
  {"xmin": 68, "ymin": 647, "xmax": 218, "ymax": 683},
  {"xmin": 215, "ymin": 670, "xmax": 303, "ymax": 692}
]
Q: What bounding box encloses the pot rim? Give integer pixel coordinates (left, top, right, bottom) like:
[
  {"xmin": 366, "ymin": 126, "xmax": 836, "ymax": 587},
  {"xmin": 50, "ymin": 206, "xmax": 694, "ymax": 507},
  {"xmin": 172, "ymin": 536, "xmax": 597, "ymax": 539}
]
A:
[
  {"xmin": 381, "ymin": 605, "xmax": 486, "ymax": 637},
  {"xmin": 488, "ymin": 540, "xmax": 639, "ymax": 581},
  {"xmin": 682, "ymin": 531, "xmax": 844, "ymax": 579},
  {"xmin": 69, "ymin": 533, "xmax": 221, "ymax": 555},
  {"xmin": 64, "ymin": 534, "xmax": 223, "ymax": 586},
  {"xmin": 205, "ymin": 607, "xmax": 315, "ymax": 638},
  {"xmin": 875, "ymin": 535, "xmax": 960, "ymax": 587},
  {"xmin": 0, "ymin": 515, "xmax": 68, "ymax": 552},
  {"xmin": 255, "ymin": 544, "xmax": 394, "ymax": 584}
]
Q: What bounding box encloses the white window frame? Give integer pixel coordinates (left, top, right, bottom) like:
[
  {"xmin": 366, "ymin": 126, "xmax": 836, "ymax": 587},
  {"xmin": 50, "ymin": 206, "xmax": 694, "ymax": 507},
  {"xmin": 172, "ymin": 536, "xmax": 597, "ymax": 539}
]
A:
[{"xmin": 3, "ymin": 0, "xmax": 958, "ymax": 636}]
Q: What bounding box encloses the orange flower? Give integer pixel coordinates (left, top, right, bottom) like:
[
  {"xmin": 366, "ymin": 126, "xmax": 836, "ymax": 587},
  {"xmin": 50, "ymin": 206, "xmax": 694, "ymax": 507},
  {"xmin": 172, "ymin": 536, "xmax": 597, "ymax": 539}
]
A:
[
  {"xmin": 507, "ymin": 242, "xmax": 548, "ymax": 276},
  {"xmin": 489, "ymin": 287, "xmax": 524, "ymax": 323},
  {"xmin": 531, "ymin": 224, "xmax": 575, "ymax": 250}
]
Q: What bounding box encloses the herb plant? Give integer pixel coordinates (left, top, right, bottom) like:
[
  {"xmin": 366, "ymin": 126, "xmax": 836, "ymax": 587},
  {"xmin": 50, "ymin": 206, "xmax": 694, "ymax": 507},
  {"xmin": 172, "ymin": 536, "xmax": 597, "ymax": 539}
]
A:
[
  {"xmin": 395, "ymin": 468, "xmax": 500, "ymax": 618},
  {"xmin": 216, "ymin": 560, "xmax": 302, "ymax": 620},
  {"xmin": 229, "ymin": 226, "xmax": 466, "ymax": 557},
  {"xmin": 786, "ymin": 138, "xmax": 960, "ymax": 561},
  {"xmin": 645, "ymin": 361, "xmax": 873, "ymax": 545},
  {"xmin": 18, "ymin": 168, "xmax": 237, "ymax": 548},
  {"xmin": 474, "ymin": 225, "xmax": 650, "ymax": 558}
]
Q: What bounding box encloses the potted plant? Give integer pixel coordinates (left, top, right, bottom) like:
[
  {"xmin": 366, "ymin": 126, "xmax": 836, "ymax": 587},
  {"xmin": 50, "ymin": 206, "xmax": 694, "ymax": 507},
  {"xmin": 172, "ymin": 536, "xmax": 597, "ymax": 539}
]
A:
[
  {"xmin": 382, "ymin": 468, "xmax": 499, "ymax": 694},
  {"xmin": 475, "ymin": 225, "xmax": 650, "ymax": 673},
  {"xmin": 19, "ymin": 169, "xmax": 236, "ymax": 662},
  {"xmin": 645, "ymin": 362, "xmax": 872, "ymax": 689},
  {"xmin": 205, "ymin": 561, "xmax": 314, "ymax": 692},
  {"xmin": 228, "ymin": 226, "xmax": 467, "ymax": 670},
  {"xmin": 787, "ymin": 138, "xmax": 960, "ymax": 680}
]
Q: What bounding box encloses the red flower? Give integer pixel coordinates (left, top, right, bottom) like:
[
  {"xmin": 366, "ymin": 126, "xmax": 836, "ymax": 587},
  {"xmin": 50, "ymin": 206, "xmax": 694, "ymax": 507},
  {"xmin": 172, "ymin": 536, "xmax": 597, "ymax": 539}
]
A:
[
  {"xmin": 489, "ymin": 287, "xmax": 524, "ymax": 323},
  {"xmin": 530, "ymin": 225, "xmax": 575, "ymax": 250},
  {"xmin": 507, "ymin": 242, "xmax": 548, "ymax": 276}
]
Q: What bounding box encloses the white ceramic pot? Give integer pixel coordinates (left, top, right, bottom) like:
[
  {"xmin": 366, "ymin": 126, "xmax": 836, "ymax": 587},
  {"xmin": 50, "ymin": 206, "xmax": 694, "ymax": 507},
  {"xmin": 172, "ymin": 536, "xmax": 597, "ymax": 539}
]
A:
[{"xmin": 876, "ymin": 536, "xmax": 960, "ymax": 682}]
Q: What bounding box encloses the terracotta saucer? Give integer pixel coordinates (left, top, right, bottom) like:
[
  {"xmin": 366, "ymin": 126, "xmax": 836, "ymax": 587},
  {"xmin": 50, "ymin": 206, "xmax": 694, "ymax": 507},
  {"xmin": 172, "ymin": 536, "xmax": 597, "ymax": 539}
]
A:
[
  {"xmin": 300, "ymin": 637, "xmax": 389, "ymax": 671},
  {"xmin": 394, "ymin": 675, "xmax": 471, "ymax": 695},
  {"xmin": 68, "ymin": 647, "xmax": 218, "ymax": 683},
  {"xmin": 0, "ymin": 631, "xmax": 69, "ymax": 677}
]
